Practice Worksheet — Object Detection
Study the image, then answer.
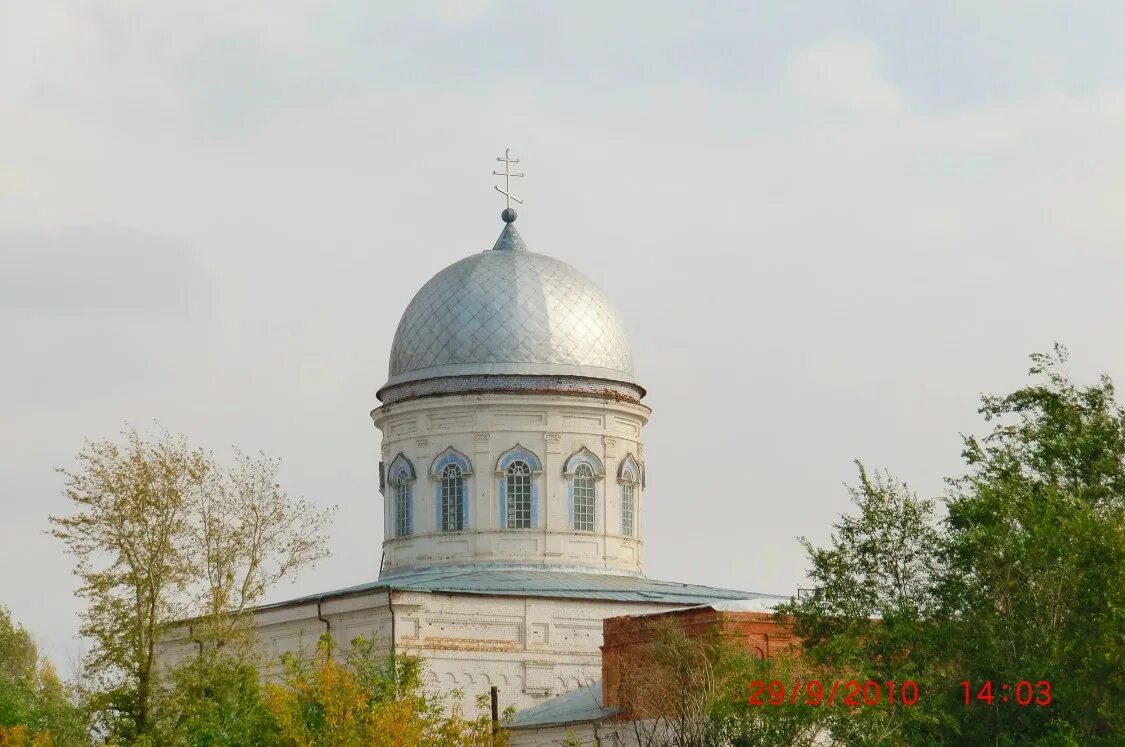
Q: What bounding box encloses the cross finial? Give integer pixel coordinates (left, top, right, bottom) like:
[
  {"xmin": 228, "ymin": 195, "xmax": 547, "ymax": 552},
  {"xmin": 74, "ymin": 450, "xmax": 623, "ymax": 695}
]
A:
[{"xmin": 492, "ymin": 148, "xmax": 524, "ymax": 223}]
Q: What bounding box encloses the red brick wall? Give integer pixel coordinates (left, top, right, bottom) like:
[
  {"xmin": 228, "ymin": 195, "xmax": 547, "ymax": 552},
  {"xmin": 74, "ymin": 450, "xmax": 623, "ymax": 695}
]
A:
[{"xmin": 601, "ymin": 607, "xmax": 799, "ymax": 712}]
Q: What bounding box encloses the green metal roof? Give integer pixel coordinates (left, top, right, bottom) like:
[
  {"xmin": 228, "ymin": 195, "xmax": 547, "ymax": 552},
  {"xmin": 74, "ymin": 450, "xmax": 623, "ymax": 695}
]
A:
[
  {"xmin": 510, "ymin": 681, "xmax": 615, "ymax": 729},
  {"xmin": 257, "ymin": 567, "xmax": 783, "ymax": 611}
]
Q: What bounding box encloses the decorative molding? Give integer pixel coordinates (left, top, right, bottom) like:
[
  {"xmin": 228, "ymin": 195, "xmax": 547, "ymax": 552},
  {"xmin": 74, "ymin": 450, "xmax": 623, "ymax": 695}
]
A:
[
  {"xmin": 523, "ymin": 660, "xmax": 556, "ymax": 695},
  {"xmin": 430, "ymin": 446, "xmax": 474, "ymax": 478},
  {"xmin": 617, "ymin": 453, "xmax": 641, "ymax": 484},
  {"xmin": 495, "ymin": 444, "xmax": 544, "ymax": 476},
  {"xmin": 387, "ymin": 453, "xmax": 416, "ymax": 484},
  {"xmin": 603, "ymin": 435, "xmax": 618, "ymax": 459},
  {"xmin": 563, "ymin": 446, "xmax": 606, "ymax": 479}
]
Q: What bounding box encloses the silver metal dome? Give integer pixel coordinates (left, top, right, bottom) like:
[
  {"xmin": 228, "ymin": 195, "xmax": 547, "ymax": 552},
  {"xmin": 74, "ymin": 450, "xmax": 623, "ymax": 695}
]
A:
[{"xmin": 383, "ymin": 224, "xmax": 635, "ymax": 389}]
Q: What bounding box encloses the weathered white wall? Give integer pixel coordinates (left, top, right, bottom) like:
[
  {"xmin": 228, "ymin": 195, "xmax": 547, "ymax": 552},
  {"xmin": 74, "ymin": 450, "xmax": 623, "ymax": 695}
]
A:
[
  {"xmin": 156, "ymin": 588, "xmax": 683, "ymax": 715},
  {"xmin": 371, "ymin": 392, "xmax": 650, "ymax": 577}
]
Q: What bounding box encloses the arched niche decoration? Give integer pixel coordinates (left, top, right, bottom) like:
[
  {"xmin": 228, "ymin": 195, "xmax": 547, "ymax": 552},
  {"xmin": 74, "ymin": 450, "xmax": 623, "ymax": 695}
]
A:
[
  {"xmin": 617, "ymin": 453, "xmax": 641, "ymax": 484},
  {"xmin": 387, "ymin": 453, "xmax": 416, "ymax": 485},
  {"xmin": 494, "ymin": 444, "xmax": 543, "ymax": 476},
  {"xmin": 430, "ymin": 447, "xmax": 473, "ymax": 478},
  {"xmin": 562, "ymin": 446, "xmax": 605, "ymax": 480}
]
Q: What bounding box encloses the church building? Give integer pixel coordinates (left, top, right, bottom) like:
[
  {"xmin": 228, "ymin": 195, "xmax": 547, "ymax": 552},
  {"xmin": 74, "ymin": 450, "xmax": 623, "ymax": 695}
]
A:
[{"xmin": 158, "ymin": 155, "xmax": 780, "ymax": 715}]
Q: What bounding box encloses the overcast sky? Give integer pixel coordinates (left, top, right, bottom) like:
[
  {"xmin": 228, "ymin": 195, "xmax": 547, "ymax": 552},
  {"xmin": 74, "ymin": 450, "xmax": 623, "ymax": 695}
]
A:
[{"xmin": 3, "ymin": 1, "xmax": 1125, "ymax": 672}]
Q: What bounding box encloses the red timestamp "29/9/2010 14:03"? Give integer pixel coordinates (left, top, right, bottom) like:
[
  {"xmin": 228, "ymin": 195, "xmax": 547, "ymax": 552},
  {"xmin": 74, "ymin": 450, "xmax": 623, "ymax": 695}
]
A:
[
  {"xmin": 747, "ymin": 679, "xmax": 1054, "ymax": 708},
  {"xmin": 747, "ymin": 680, "xmax": 920, "ymax": 708},
  {"xmin": 962, "ymin": 680, "xmax": 1052, "ymax": 706}
]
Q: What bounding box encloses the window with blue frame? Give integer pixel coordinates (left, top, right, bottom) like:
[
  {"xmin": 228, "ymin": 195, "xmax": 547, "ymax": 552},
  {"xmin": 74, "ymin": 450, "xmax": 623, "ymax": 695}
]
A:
[
  {"xmin": 564, "ymin": 447, "xmax": 604, "ymax": 533},
  {"xmin": 497, "ymin": 445, "xmax": 541, "ymax": 530},
  {"xmin": 505, "ymin": 461, "xmax": 533, "ymax": 529},
  {"xmin": 621, "ymin": 468, "xmax": 636, "ymax": 536},
  {"xmin": 387, "ymin": 453, "xmax": 416, "ymax": 538},
  {"xmin": 618, "ymin": 453, "xmax": 640, "ymax": 538},
  {"xmin": 440, "ymin": 463, "xmax": 465, "ymax": 532},
  {"xmin": 394, "ymin": 468, "xmax": 412, "ymax": 537},
  {"xmin": 431, "ymin": 447, "xmax": 472, "ymax": 533},
  {"xmin": 572, "ymin": 463, "xmax": 596, "ymax": 532}
]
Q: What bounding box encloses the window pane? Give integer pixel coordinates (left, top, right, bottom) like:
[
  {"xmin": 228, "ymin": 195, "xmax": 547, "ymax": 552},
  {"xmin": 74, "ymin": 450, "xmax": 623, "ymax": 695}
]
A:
[
  {"xmin": 573, "ymin": 463, "xmax": 595, "ymax": 532},
  {"xmin": 622, "ymin": 483, "xmax": 634, "ymax": 536},
  {"xmin": 441, "ymin": 464, "xmax": 464, "ymax": 532},
  {"xmin": 395, "ymin": 478, "xmax": 411, "ymax": 537},
  {"xmin": 506, "ymin": 460, "xmax": 532, "ymax": 529}
]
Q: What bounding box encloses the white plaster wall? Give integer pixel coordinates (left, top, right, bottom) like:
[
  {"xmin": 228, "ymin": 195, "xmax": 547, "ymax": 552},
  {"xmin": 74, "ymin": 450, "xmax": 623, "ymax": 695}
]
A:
[
  {"xmin": 155, "ymin": 588, "xmax": 684, "ymax": 716},
  {"xmin": 371, "ymin": 392, "xmax": 650, "ymax": 577},
  {"xmin": 398, "ymin": 591, "xmax": 683, "ymax": 714},
  {"xmin": 154, "ymin": 593, "xmax": 394, "ymax": 681}
]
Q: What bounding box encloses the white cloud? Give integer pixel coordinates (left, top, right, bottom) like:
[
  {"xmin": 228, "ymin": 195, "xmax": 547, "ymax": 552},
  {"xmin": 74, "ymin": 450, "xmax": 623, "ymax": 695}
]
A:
[{"xmin": 785, "ymin": 39, "xmax": 903, "ymax": 116}]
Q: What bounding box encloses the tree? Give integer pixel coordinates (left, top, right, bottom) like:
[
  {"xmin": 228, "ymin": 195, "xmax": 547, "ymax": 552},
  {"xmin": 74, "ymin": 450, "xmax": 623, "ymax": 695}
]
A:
[
  {"xmin": 611, "ymin": 617, "xmax": 778, "ymax": 747},
  {"xmin": 710, "ymin": 650, "xmax": 828, "ymax": 747},
  {"xmin": 49, "ymin": 427, "xmax": 335, "ymax": 742},
  {"xmin": 0, "ymin": 608, "xmax": 88, "ymax": 746},
  {"xmin": 941, "ymin": 345, "xmax": 1125, "ymax": 743},
  {"xmin": 777, "ymin": 346, "xmax": 1125, "ymax": 745},
  {"xmin": 150, "ymin": 653, "xmax": 278, "ymax": 747},
  {"xmin": 775, "ymin": 463, "xmax": 953, "ymax": 745},
  {"xmin": 263, "ymin": 634, "xmax": 512, "ymax": 746}
]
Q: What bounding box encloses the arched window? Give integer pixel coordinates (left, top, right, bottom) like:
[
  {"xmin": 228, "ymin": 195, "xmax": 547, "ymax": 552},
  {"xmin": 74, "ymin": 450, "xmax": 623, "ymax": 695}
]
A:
[
  {"xmin": 387, "ymin": 453, "xmax": 416, "ymax": 539},
  {"xmin": 440, "ymin": 463, "xmax": 465, "ymax": 532},
  {"xmin": 621, "ymin": 468, "xmax": 636, "ymax": 537},
  {"xmin": 431, "ymin": 448, "xmax": 472, "ymax": 533},
  {"xmin": 496, "ymin": 445, "xmax": 541, "ymax": 529},
  {"xmin": 394, "ymin": 468, "xmax": 412, "ymax": 537},
  {"xmin": 506, "ymin": 461, "xmax": 533, "ymax": 529},
  {"xmin": 563, "ymin": 447, "xmax": 604, "ymax": 532},
  {"xmin": 572, "ymin": 463, "xmax": 596, "ymax": 532},
  {"xmin": 618, "ymin": 453, "xmax": 640, "ymax": 538}
]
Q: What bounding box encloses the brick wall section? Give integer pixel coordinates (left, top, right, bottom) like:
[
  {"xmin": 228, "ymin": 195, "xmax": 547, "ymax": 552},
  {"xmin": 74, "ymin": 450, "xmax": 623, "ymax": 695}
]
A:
[{"xmin": 600, "ymin": 607, "xmax": 800, "ymax": 713}]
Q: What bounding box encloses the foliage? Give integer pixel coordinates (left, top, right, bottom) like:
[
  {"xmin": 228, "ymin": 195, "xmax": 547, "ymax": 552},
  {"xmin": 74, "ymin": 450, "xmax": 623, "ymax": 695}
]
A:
[
  {"xmin": 150, "ymin": 653, "xmax": 279, "ymax": 746},
  {"xmin": 774, "ymin": 464, "xmax": 955, "ymax": 744},
  {"xmin": 707, "ymin": 650, "xmax": 825, "ymax": 747},
  {"xmin": 772, "ymin": 346, "xmax": 1125, "ymax": 745},
  {"xmin": 940, "ymin": 345, "xmax": 1125, "ymax": 743},
  {"xmin": 0, "ymin": 725, "xmax": 54, "ymax": 747},
  {"xmin": 262, "ymin": 634, "xmax": 512, "ymax": 747},
  {"xmin": 0, "ymin": 609, "xmax": 88, "ymax": 747},
  {"xmin": 615, "ymin": 618, "xmax": 761, "ymax": 747},
  {"xmin": 48, "ymin": 426, "xmax": 335, "ymax": 742}
]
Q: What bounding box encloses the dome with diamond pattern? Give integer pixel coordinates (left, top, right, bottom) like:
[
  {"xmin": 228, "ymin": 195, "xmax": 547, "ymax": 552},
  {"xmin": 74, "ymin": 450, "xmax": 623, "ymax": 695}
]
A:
[{"xmin": 383, "ymin": 223, "xmax": 636, "ymax": 389}]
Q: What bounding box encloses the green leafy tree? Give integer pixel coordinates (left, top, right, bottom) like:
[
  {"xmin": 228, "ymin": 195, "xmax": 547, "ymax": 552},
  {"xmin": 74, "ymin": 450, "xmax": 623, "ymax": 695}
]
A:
[
  {"xmin": 49, "ymin": 426, "xmax": 335, "ymax": 742},
  {"xmin": 709, "ymin": 649, "xmax": 826, "ymax": 747},
  {"xmin": 941, "ymin": 345, "xmax": 1125, "ymax": 743},
  {"xmin": 149, "ymin": 653, "xmax": 279, "ymax": 747},
  {"xmin": 0, "ymin": 608, "xmax": 88, "ymax": 746},
  {"xmin": 776, "ymin": 347, "xmax": 1125, "ymax": 745},
  {"xmin": 774, "ymin": 465, "xmax": 953, "ymax": 745}
]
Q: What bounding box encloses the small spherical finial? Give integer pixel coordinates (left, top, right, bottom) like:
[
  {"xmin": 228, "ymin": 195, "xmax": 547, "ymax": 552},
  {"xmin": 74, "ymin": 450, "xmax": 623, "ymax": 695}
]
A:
[{"xmin": 501, "ymin": 207, "xmax": 518, "ymax": 223}]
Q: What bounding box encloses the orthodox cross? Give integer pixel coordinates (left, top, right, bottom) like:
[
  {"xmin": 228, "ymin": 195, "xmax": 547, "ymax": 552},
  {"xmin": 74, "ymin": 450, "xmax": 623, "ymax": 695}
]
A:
[{"xmin": 492, "ymin": 148, "xmax": 524, "ymax": 209}]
